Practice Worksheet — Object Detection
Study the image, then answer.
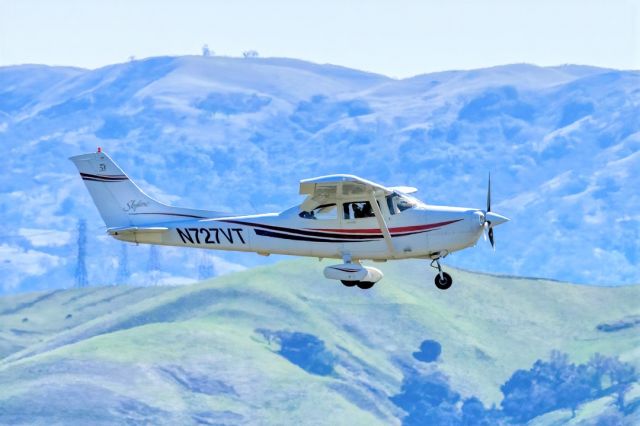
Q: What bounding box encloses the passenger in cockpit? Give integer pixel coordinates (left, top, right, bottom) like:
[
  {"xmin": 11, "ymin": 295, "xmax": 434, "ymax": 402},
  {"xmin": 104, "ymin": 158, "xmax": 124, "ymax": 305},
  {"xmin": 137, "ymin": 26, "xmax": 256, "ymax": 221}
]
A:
[{"xmin": 352, "ymin": 203, "xmax": 363, "ymax": 218}]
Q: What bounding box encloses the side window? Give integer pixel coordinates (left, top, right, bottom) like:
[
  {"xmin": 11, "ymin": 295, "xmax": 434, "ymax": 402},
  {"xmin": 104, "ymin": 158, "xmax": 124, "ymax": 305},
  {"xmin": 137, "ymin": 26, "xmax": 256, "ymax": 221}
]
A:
[
  {"xmin": 299, "ymin": 203, "xmax": 337, "ymax": 220},
  {"xmin": 343, "ymin": 201, "xmax": 375, "ymax": 220},
  {"xmin": 386, "ymin": 194, "xmax": 396, "ymax": 215}
]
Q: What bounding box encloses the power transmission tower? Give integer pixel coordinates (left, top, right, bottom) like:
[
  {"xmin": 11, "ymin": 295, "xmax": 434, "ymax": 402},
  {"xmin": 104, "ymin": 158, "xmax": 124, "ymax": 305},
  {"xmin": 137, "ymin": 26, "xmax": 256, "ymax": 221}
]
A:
[
  {"xmin": 75, "ymin": 219, "xmax": 88, "ymax": 288},
  {"xmin": 198, "ymin": 251, "xmax": 215, "ymax": 280},
  {"xmin": 147, "ymin": 245, "xmax": 160, "ymax": 285},
  {"xmin": 116, "ymin": 244, "xmax": 130, "ymax": 285}
]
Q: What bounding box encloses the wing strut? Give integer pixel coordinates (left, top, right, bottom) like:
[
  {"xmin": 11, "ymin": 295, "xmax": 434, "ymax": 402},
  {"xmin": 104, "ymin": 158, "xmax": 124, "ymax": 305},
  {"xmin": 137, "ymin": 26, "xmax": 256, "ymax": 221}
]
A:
[{"xmin": 368, "ymin": 191, "xmax": 395, "ymax": 256}]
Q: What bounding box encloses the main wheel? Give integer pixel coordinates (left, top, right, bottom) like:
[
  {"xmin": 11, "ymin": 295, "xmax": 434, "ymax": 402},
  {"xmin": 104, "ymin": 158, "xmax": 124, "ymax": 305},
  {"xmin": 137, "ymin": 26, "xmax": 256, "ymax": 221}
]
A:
[
  {"xmin": 434, "ymin": 272, "xmax": 453, "ymax": 290},
  {"xmin": 356, "ymin": 281, "xmax": 375, "ymax": 290},
  {"xmin": 341, "ymin": 280, "xmax": 358, "ymax": 287}
]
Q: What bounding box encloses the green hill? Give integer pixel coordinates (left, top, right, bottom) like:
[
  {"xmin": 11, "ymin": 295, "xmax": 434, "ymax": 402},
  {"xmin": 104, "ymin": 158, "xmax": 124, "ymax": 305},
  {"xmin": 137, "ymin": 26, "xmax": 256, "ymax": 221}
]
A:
[{"xmin": 0, "ymin": 259, "xmax": 638, "ymax": 425}]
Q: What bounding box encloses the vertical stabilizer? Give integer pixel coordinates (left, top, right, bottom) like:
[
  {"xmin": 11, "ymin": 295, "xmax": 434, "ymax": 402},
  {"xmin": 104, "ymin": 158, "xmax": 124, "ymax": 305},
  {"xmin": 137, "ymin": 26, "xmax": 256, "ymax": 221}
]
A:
[{"xmin": 70, "ymin": 150, "xmax": 219, "ymax": 228}]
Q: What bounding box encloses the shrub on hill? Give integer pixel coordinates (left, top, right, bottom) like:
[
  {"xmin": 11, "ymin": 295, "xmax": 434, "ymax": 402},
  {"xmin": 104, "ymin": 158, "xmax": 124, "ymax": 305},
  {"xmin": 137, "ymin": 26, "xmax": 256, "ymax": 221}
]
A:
[
  {"xmin": 256, "ymin": 329, "xmax": 336, "ymax": 376},
  {"xmin": 412, "ymin": 339, "xmax": 441, "ymax": 363}
]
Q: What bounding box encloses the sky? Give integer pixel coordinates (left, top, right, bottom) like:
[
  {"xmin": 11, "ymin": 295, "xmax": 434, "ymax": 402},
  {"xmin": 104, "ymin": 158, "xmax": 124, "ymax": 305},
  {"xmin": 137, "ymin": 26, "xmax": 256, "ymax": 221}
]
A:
[{"xmin": 0, "ymin": 0, "xmax": 638, "ymax": 78}]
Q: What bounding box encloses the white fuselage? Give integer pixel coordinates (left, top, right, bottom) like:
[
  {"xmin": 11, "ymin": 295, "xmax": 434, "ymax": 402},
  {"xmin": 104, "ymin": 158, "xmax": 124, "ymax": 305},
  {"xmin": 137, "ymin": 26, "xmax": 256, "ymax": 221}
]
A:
[{"xmin": 112, "ymin": 204, "xmax": 484, "ymax": 261}]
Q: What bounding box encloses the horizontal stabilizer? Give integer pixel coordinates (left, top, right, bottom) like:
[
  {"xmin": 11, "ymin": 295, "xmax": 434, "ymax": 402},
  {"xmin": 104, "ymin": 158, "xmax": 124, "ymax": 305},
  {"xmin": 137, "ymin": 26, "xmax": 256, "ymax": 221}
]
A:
[{"xmin": 108, "ymin": 226, "xmax": 169, "ymax": 236}]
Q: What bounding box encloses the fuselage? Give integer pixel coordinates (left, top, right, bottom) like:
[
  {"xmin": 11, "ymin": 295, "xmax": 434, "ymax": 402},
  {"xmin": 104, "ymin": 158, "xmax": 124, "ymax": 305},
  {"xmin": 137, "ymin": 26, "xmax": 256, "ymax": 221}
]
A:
[{"xmin": 112, "ymin": 203, "xmax": 485, "ymax": 261}]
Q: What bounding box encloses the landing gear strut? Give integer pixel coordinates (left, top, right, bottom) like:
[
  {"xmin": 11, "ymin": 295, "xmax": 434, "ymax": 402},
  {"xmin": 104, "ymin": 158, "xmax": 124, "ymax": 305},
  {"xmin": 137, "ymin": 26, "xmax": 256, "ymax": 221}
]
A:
[
  {"xmin": 431, "ymin": 259, "xmax": 453, "ymax": 290},
  {"xmin": 335, "ymin": 253, "xmax": 378, "ymax": 290}
]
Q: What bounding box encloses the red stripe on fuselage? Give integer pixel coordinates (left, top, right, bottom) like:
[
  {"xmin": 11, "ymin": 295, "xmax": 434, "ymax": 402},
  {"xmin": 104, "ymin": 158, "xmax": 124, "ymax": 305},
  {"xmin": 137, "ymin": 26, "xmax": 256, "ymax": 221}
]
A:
[{"xmin": 307, "ymin": 219, "xmax": 462, "ymax": 235}]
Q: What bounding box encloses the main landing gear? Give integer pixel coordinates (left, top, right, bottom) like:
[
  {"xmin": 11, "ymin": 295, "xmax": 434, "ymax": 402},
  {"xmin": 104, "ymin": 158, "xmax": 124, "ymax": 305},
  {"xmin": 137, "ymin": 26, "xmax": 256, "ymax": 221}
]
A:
[
  {"xmin": 431, "ymin": 258, "xmax": 453, "ymax": 290},
  {"xmin": 341, "ymin": 280, "xmax": 376, "ymax": 290}
]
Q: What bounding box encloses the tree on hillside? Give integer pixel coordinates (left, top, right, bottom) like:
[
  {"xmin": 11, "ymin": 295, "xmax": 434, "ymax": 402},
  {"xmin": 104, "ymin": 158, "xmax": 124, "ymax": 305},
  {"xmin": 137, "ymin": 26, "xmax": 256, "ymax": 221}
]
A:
[
  {"xmin": 461, "ymin": 397, "xmax": 498, "ymax": 426},
  {"xmin": 501, "ymin": 351, "xmax": 637, "ymax": 422},
  {"xmin": 243, "ymin": 50, "xmax": 259, "ymax": 58},
  {"xmin": 202, "ymin": 44, "xmax": 212, "ymax": 57},
  {"xmin": 601, "ymin": 356, "xmax": 636, "ymax": 410},
  {"xmin": 391, "ymin": 371, "xmax": 461, "ymax": 426},
  {"xmin": 391, "ymin": 343, "xmax": 637, "ymax": 425}
]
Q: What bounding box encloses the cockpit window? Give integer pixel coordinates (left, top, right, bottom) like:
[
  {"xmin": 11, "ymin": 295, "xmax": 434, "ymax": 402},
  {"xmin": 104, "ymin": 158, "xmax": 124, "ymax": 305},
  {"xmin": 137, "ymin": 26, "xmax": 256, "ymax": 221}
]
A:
[
  {"xmin": 386, "ymin": 192, "xmax": 417, "ymax": 214},
  {"xmin": 299, "ymin": 203, "xmax": 337, "ymax": 220}
]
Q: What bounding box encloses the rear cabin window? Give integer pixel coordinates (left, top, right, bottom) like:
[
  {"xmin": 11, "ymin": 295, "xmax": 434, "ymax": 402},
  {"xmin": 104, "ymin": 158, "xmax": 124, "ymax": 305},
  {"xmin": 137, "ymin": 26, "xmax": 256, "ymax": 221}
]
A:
[{"xmin": 299, "ymin": 203, "xmax": 337, "ymax": 220}]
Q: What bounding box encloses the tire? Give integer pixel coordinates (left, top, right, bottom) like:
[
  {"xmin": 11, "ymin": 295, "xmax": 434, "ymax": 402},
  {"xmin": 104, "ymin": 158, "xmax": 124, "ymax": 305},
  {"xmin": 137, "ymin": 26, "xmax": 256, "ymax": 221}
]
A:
[
  {"xmin": 341, "ymin": 280, "xmax": 358, "ymax": 287},
  {"xmin": 434, "ymin": 272, "xmax": 453, "ymax": 290},
  {"xmin": 356, "ymin": 281, "xmax": 375, "ymax": 290}
]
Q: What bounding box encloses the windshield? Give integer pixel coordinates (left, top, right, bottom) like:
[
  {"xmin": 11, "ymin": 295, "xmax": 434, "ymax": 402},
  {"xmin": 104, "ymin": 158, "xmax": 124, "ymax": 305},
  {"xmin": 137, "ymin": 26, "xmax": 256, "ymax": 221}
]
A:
[{"xmin": 386, "ymin": 192, "xmax": 420, "ymax": 214}]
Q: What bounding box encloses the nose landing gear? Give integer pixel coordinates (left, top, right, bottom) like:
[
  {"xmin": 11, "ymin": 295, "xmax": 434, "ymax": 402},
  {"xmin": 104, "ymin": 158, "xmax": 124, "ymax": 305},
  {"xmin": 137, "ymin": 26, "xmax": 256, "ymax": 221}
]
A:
[{"xmin": 431, "ymin": 258, "xmax": 453, "ymax": 290}]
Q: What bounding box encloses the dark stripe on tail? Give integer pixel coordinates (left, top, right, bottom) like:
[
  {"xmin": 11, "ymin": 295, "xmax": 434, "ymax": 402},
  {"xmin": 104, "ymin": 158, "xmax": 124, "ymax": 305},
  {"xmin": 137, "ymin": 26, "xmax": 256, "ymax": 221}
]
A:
[{"xmin": 80, "ymin": 172, "xmax": 128, "ymax": 182}]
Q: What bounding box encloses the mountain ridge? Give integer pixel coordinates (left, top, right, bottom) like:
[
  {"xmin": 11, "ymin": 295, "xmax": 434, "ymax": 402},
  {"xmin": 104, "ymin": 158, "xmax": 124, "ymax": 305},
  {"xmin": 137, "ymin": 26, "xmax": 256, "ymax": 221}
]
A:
[{"xmin": 0, "ymin": 55, "xmax": 638, "ymax": 293}]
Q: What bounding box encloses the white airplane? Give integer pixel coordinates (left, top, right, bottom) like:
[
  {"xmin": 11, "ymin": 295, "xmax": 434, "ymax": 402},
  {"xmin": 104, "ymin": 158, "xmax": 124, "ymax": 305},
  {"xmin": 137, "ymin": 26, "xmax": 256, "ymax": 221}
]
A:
[{"xmin": 71, "ymin": 149, "xmax": 509, "ymax": 290}]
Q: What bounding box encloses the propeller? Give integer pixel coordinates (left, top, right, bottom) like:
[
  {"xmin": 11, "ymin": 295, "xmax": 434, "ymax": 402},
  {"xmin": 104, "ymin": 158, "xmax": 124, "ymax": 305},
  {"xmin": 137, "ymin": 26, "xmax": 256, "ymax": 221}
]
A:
[
  {"xmin": 481, "ymin": 173, "xmax": 509, "ymax": 250},
  {"xmin": 483, "ymin": 173, "xmax": 494, "ymax": 249}
]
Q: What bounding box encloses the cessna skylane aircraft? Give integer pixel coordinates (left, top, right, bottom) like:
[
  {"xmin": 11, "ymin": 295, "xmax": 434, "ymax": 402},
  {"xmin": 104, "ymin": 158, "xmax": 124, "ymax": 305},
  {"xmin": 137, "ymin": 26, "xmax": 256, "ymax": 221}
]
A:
[{"xmin": 71, "ymin": 149, "xmax": 509, "ymax": 290}]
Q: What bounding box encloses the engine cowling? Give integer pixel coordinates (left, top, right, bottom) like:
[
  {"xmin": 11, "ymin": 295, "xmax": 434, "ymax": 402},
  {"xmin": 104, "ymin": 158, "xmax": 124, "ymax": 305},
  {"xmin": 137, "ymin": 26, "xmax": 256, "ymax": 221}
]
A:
[{"xmin": 323, "ymin": 264, "xmax": 384, "ymax": 283}]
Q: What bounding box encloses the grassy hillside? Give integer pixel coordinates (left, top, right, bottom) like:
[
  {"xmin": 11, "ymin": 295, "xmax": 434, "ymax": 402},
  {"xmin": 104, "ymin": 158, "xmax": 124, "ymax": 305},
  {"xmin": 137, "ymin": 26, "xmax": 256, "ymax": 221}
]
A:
[{"xmin": 0, "ymin": 259, "xmax": 638, "ymax": 425}]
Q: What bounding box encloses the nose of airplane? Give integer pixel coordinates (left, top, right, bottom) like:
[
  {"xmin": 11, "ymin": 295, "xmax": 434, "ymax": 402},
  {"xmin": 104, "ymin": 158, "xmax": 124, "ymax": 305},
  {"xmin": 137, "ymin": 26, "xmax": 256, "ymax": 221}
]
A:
[{"xmin": 484, "ymin": 211, "xmax": 509, "ymax": 227}]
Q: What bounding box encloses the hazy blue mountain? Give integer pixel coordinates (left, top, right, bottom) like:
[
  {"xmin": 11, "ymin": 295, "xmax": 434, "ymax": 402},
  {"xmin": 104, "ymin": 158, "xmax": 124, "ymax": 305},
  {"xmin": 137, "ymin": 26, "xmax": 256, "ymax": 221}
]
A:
[
  {"xmin": 0, "ymin": 260, "xmax": 638, "ymax": 425},
  {"xmin": 0, "ymin": 56, "xmax": 638, "ymax": 293}
]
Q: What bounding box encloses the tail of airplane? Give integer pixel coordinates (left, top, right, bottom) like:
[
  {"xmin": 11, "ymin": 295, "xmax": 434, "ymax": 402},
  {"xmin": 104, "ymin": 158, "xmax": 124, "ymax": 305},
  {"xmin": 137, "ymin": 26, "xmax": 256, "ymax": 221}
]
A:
[{"xmin": 70, "ymin": 149, "xmax": 219, "ymax": 228}]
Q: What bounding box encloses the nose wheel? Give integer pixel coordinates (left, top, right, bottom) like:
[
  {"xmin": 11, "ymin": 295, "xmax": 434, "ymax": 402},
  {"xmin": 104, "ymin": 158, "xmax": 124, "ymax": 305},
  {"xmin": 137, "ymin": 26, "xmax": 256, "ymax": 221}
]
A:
[
  {"xmin": 431, "ymin": 259, "xmax": 453, "ymax": 290},
  {"xmin": 434, "ymin": 272, "xmax": 453, "ymax": 290}
]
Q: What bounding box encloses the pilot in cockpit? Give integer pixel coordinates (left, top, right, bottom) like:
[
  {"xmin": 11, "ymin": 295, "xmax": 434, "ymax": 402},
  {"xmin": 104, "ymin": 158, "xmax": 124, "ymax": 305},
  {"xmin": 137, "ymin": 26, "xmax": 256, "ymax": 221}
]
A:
[
  {"xmin": 362, "ymin": 202, "xmax": 373, "ymax": 217},
  {"xmin": 299, "ymin": 210, "xmax": 315, "ymax": 219}
]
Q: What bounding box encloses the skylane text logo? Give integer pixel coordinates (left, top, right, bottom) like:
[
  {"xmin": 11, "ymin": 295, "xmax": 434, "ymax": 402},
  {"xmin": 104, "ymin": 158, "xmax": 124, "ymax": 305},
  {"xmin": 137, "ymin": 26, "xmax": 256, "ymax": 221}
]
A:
[{"xmin": 123, "ymin": 200, "xmax": 148, "ymax": 212}]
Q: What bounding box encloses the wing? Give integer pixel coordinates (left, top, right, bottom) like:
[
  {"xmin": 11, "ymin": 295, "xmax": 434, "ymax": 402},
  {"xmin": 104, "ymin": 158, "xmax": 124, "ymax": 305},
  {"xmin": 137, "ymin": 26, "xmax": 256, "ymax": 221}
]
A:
[
  {"xmin": 299, "ymin": 174, "xmax": 392, "ymax": 211},
  {"xmin": 300, "ymin": 174, "xmax": 391, "ymax": 200},
  {"xmin": 388, "ymin": 186, "xmax": 418, "ymax": 194}
]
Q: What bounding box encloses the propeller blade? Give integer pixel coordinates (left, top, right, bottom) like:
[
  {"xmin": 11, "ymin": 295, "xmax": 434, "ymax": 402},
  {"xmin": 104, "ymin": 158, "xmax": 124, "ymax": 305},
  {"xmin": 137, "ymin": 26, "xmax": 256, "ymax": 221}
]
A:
[
  {"xmin": 488, "ymin": 226, "xmax": 495, "ymax": 249},
  {"xmin": 487, "ymin": 172, "xmax": 491, "ymax": 213}
]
